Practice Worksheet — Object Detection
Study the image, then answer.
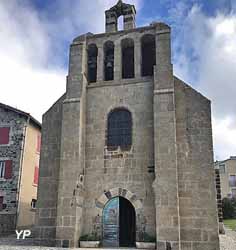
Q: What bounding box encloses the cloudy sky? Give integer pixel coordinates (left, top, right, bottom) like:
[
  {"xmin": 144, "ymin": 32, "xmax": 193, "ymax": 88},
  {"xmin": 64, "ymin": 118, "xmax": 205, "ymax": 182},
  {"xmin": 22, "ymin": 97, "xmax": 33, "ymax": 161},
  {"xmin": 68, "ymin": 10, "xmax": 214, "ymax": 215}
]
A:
[{"xmin": 0, "ymin": 0, "xmax": 235, "ymax": 160}]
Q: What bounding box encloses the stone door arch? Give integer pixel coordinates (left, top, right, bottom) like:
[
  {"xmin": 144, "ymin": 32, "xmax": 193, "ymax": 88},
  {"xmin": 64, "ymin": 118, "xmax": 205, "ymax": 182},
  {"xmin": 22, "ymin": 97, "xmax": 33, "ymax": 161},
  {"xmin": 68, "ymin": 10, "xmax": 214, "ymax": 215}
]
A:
[
  {"xmin": 96, "ymin": 188, "xmax": 143, "ymax": 247},
  {"xmin": 102, "ymin": 196, "xmax": 136, "ymax": 247}
]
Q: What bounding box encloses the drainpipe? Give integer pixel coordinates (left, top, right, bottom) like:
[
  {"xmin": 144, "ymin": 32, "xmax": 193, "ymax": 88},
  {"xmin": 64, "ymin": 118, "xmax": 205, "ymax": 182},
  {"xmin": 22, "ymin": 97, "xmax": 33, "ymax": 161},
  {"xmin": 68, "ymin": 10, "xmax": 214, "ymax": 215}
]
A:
[{"xmin": 15, "ymin": 115, "xmax": 30, "ymax": 229}]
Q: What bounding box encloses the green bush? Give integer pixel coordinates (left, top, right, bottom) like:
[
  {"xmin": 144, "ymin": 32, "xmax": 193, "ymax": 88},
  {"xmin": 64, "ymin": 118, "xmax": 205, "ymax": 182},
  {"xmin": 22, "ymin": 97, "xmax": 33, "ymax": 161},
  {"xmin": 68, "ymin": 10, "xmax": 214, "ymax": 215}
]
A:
[
  {"xmin": 222, "ymin": 197, "xmax": 236, "ymax": 219},
  {"xmin": 140, "ymin": 232, "xmax": 156, "ymax": 242}
]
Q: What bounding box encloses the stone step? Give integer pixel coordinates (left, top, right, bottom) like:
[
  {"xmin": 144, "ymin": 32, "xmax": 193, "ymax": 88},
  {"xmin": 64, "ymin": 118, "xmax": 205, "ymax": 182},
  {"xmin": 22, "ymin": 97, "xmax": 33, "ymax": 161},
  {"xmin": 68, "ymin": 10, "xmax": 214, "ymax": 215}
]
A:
[
  {"xmin": 0, "ymin": 236, "xmax": 151, "ymax": 249},
  {"xmin": 0, "ymin": 239, "xmax": 35, "ymax": 246}
]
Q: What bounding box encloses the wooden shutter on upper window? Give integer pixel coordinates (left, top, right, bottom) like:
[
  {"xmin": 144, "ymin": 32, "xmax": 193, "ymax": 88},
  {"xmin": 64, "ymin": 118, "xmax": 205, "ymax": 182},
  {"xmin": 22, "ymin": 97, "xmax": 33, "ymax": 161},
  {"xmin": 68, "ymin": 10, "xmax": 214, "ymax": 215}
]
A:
[
  {"xmin": 0, "ymin": 127, "xmax": 10, "ymax": 144},
  {"xmin": 34, "ymin": 166, "xmax": 39, "ymax": 185},
  {"xmin": 37, "ymin": 135, "xmax": 41, "ymax": 153},
  {"xmin": 4, "ymin": 160, "xmax": 12, "ymax": 179},
  {"xmin": 0, "ymin": 196, "xmax": 3, "ymax": 210}
]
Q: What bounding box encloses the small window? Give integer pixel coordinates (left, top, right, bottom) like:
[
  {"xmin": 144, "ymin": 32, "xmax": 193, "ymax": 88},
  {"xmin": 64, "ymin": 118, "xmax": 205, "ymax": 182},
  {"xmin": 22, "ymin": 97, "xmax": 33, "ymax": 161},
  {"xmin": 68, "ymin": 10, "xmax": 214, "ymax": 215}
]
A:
[
  {"xmin": 33, "ymin": 166, "xmax": 39, "ymax": 185},
  {"xmin": 0, "ymin": 196, "xmax": 3, "ymax": 211},
  {"xmin": 227, "ymin": 193, "xmax": 232, "ymax": 198},
  {"xmin": 107, "ymin": 108, "xmax": 132, "ymax": 149},
  {"xmin": 232, "ymin": 188, "xmax": 236, "ymax": 198},
  {"xmin": 87, "ymin": 44, "xmax": 98, "ymax": 83},
  {"xmin": 117, "ymin": 15, "xmax": 124, "ymax": 31},
  {"xmin": 121, "ymin": 38, "xmax": 134, "ymax": 79},
  {"xmin": 141, "ymin": 34, "xmax": 156, "ymax": 76},
  {"xmin": 0, "ymin": 161, "xmax": 5, "ymax": 178},
  {"xmin": 0, "ymin": 160, "xmax": 12, "ymax": 179},
  {"xmin": 0, "ymin": 127, "xmax": 10, "ymax": 145},
  {"xmin": 31, "ymin": 199, "xmax": 37, "ymax": 209},
  {"xmin": 229, "ymin": 175, "xmax": 236, "ymax": 187},
  {"xmin": 36, "ymin": 134, "xmax": 41, "ymax": 153},
  {"xmin": 104, "ymin": 41, "xmax": 114, "ymax": 81},
  {"xmin": 219, "ymin": 164, "xmax": 225, "ymax": 174},
  {"xmin": 79, "ymin": 174, "xmax": 84, "ymax": 184}
]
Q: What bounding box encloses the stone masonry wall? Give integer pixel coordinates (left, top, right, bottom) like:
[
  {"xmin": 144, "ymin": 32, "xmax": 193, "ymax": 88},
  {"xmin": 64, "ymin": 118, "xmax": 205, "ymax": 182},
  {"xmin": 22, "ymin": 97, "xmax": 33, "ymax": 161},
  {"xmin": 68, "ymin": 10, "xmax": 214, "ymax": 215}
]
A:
[
  {"xmin": 174, "ymin": 77, "xmax": 220, "ymax": 250},
  {"xmin": 34, "ymin": 95, "xmax": 65, "ymax": 246},
  {"xmin": 55, "ymin": 99, "xmax": 82, "ymax": 248},
  {"xmin": 35, "ymin": 11, "xmax": 220, "ymax": 250},
  {"xmin": 83, "ymin": 79, "xmax": 156, "ymax": 239},
  {"xmin": 153, "ymin": 25, "xmax": 181, "ymax": 250},
  {"xmin": 0, "ymin": 106, "xmax": 26, "ymax": 234},
  {"xmin": 53, "ymin": 37, "xmax": 87, "ymax": 248}
]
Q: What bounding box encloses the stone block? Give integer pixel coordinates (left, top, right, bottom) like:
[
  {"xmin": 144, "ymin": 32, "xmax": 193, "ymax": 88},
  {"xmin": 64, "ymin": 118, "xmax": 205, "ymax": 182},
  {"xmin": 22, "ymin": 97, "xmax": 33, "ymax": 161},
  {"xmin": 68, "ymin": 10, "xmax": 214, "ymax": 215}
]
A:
[
  {"xmin": 156, "ymin": 241, "xmax": 166, "ymax": 250},
  {"xmin": 159, "ymin": 228, "xmax": 179, "ymax": 241},
  {"xmin": 181, "ymin": 229, "xmax": 202, "ymax": 242}
]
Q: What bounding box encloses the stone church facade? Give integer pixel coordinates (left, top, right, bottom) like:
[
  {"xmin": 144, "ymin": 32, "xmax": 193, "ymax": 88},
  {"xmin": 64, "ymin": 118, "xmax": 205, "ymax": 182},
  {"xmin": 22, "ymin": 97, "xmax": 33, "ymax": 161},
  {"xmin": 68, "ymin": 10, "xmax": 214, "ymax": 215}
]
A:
[{"xmin": 35, "ymin": 1, "xmax": 220, "ymax": 249}]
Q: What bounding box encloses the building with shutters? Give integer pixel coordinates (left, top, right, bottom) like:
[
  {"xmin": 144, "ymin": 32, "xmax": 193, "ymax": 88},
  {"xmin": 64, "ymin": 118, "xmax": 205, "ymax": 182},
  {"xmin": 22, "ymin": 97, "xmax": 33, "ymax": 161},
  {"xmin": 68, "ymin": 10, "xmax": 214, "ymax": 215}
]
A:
[
  {"xmin": 35, "ymin": 1, "xmax": 220, "ymax": 249},
  {"xmin": 0, "ymin": 102, "xmax": 41, "ymax": 234}
]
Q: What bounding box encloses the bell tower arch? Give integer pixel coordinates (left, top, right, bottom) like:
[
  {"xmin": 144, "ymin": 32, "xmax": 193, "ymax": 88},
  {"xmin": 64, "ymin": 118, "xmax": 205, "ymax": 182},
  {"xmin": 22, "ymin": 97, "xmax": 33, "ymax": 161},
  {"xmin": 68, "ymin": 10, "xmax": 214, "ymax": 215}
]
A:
[{"xmin": 105, "ymin": 0, "xmax": 136, "ymax": 33}]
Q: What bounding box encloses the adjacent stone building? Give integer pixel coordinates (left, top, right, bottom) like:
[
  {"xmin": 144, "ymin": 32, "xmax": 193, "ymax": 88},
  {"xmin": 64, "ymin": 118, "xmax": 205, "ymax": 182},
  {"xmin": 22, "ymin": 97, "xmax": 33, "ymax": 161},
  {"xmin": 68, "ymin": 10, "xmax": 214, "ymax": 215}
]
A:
[
  {"xmin": 214, "ymin": 156, "xmax": 236, "ymax": 234},
  {"xmin": 35, "ymin": 1, "xmax": 220, "ymax": 249},
  {"xmin": 0, "ymin": 103, "xmax": 41, "ymax": 234},
  {"xmin": 215, "ymin": 156, "xmax": 236, "ymax": 198}
]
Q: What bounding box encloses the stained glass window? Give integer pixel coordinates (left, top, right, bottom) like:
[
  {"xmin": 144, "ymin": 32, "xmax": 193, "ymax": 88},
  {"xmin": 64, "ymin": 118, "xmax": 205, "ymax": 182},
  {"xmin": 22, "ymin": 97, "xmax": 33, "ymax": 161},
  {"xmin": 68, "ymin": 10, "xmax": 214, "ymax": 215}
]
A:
[{"xmin": 107, "ymin": 109, "xmax": 132, "ymax": 148}]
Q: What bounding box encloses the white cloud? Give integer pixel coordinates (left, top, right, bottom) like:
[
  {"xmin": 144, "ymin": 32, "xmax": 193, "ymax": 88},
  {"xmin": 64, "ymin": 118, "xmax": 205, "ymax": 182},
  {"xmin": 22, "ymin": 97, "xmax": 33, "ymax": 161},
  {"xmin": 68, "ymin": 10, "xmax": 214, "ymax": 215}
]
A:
[
  {"xmin": 0, "ymin": 1, "xmax": 50, "ymax": 67},
  {"xmin": 0, "ymin": 0, "xmax": 142, "ymax": 122},
  {"xmin": 213, "ymin": 117, "xmax": 236, "ymax": 161},
  {"xmin": 37, "ymin": 0, "xmax": 142, "ymax": 42},
  {"xmin": 0, "ymin": 0, "xmax": 234, "ymax": 160},
  {"xmin": 0, "ymin": 1, "xmax": 66, "ymax": 122},
  {"xmin": 174, "ymin": 5, "xmax": 236, "ymax": 160},
  {"xmin": 0, "ymin": 54, "xmax": 66, "ymax": 122}
]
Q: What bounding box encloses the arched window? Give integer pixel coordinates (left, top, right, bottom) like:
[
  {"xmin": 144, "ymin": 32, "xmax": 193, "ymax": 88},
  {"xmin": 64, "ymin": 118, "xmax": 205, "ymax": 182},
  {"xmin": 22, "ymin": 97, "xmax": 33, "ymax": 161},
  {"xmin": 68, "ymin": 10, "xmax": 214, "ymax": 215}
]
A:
[
  {"xmin": 87, "ymin": 44, "xmax": 98, "ymax": 83},
  {"xmin": 104, "ymin": 41, "xmax": 114, "ymax": 81},
  {"xmin": 141, "ymin": 34, "xmax": 156, "ymax": 77},
  {"xmin": 107, "ymin": 108, "xmax": 132, "ymax": 149},
  {"xmin": 117, "ymin": 15, "xmax": 124, "ymax": 31},
  {"xmin": 121, "ymin": 38, "xmax": 134, "ymax": 79}
]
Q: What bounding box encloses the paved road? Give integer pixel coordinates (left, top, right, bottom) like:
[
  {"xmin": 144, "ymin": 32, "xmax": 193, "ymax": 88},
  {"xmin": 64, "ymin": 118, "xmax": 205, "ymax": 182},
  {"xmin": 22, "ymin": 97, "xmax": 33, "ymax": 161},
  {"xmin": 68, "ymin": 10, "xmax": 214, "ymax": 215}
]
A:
[
  {"xmin": 220, "ymin": 229, "xmax": 236, "ymax": 250},
  {"xmin": 0, "ymin": 230, "xmax": 235, "ymax": 250}
]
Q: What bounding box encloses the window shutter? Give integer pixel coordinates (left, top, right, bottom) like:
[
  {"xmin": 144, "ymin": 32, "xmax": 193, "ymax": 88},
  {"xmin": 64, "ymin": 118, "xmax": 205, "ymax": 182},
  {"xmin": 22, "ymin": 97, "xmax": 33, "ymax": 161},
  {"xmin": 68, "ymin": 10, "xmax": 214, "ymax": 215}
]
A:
[
  {"xmin": 37, "ymin": 135, "xmax": 41, "ymax": 153},
  {"xmin": 34, "ymin": 166, "xmax": 39, "ymax": 185},
  {"xmin": 0, "ymin": 127, "xmax": 10, "ymax": 144},
  {"xmin": 4, "ymin": 160, "xmax": 12, "ymax": 179},
  {"xmin": 0, "ymin": 196, "xmax": 3, "ymax": 210}
]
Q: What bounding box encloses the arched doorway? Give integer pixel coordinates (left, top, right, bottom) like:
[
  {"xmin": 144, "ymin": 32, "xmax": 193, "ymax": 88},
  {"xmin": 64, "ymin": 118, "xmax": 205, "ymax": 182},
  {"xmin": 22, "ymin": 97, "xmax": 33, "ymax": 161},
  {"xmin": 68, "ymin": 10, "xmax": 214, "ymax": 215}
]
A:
[
  {"xmin": 119, "ymin": 197, "xmax": 136, "ymax": 246},
  {"xmin": 102, "ymin": 196, "xmax": 136, "ymax": 247}
]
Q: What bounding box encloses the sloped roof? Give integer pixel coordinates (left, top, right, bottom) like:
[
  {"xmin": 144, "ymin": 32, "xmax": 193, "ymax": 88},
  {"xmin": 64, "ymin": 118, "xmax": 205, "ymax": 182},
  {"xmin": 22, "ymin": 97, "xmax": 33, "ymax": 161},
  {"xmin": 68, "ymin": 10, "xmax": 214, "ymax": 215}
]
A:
[
  {"xmin": 0, "ymin": 102, "xmax": 41, "ymax": 129},
  {"xmin": 215, "ymin": 156, "xmax": 236, "ymax": 165}
]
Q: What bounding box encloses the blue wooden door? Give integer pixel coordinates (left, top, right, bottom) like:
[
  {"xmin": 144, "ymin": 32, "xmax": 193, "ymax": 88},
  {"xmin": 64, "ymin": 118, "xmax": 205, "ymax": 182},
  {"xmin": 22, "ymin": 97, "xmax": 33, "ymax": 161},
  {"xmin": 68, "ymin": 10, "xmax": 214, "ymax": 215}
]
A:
[{"xmin": 102, "ymin": 197, "xmax": 119, "ymax": 247}]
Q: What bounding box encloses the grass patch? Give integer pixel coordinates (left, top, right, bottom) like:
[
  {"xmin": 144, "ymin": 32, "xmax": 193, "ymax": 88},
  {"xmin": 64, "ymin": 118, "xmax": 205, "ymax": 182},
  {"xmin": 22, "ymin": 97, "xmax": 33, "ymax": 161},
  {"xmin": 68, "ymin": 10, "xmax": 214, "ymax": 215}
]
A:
[{"xmin": 224, "ymin": 219, "xmax": 236, "ymax": 230}]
